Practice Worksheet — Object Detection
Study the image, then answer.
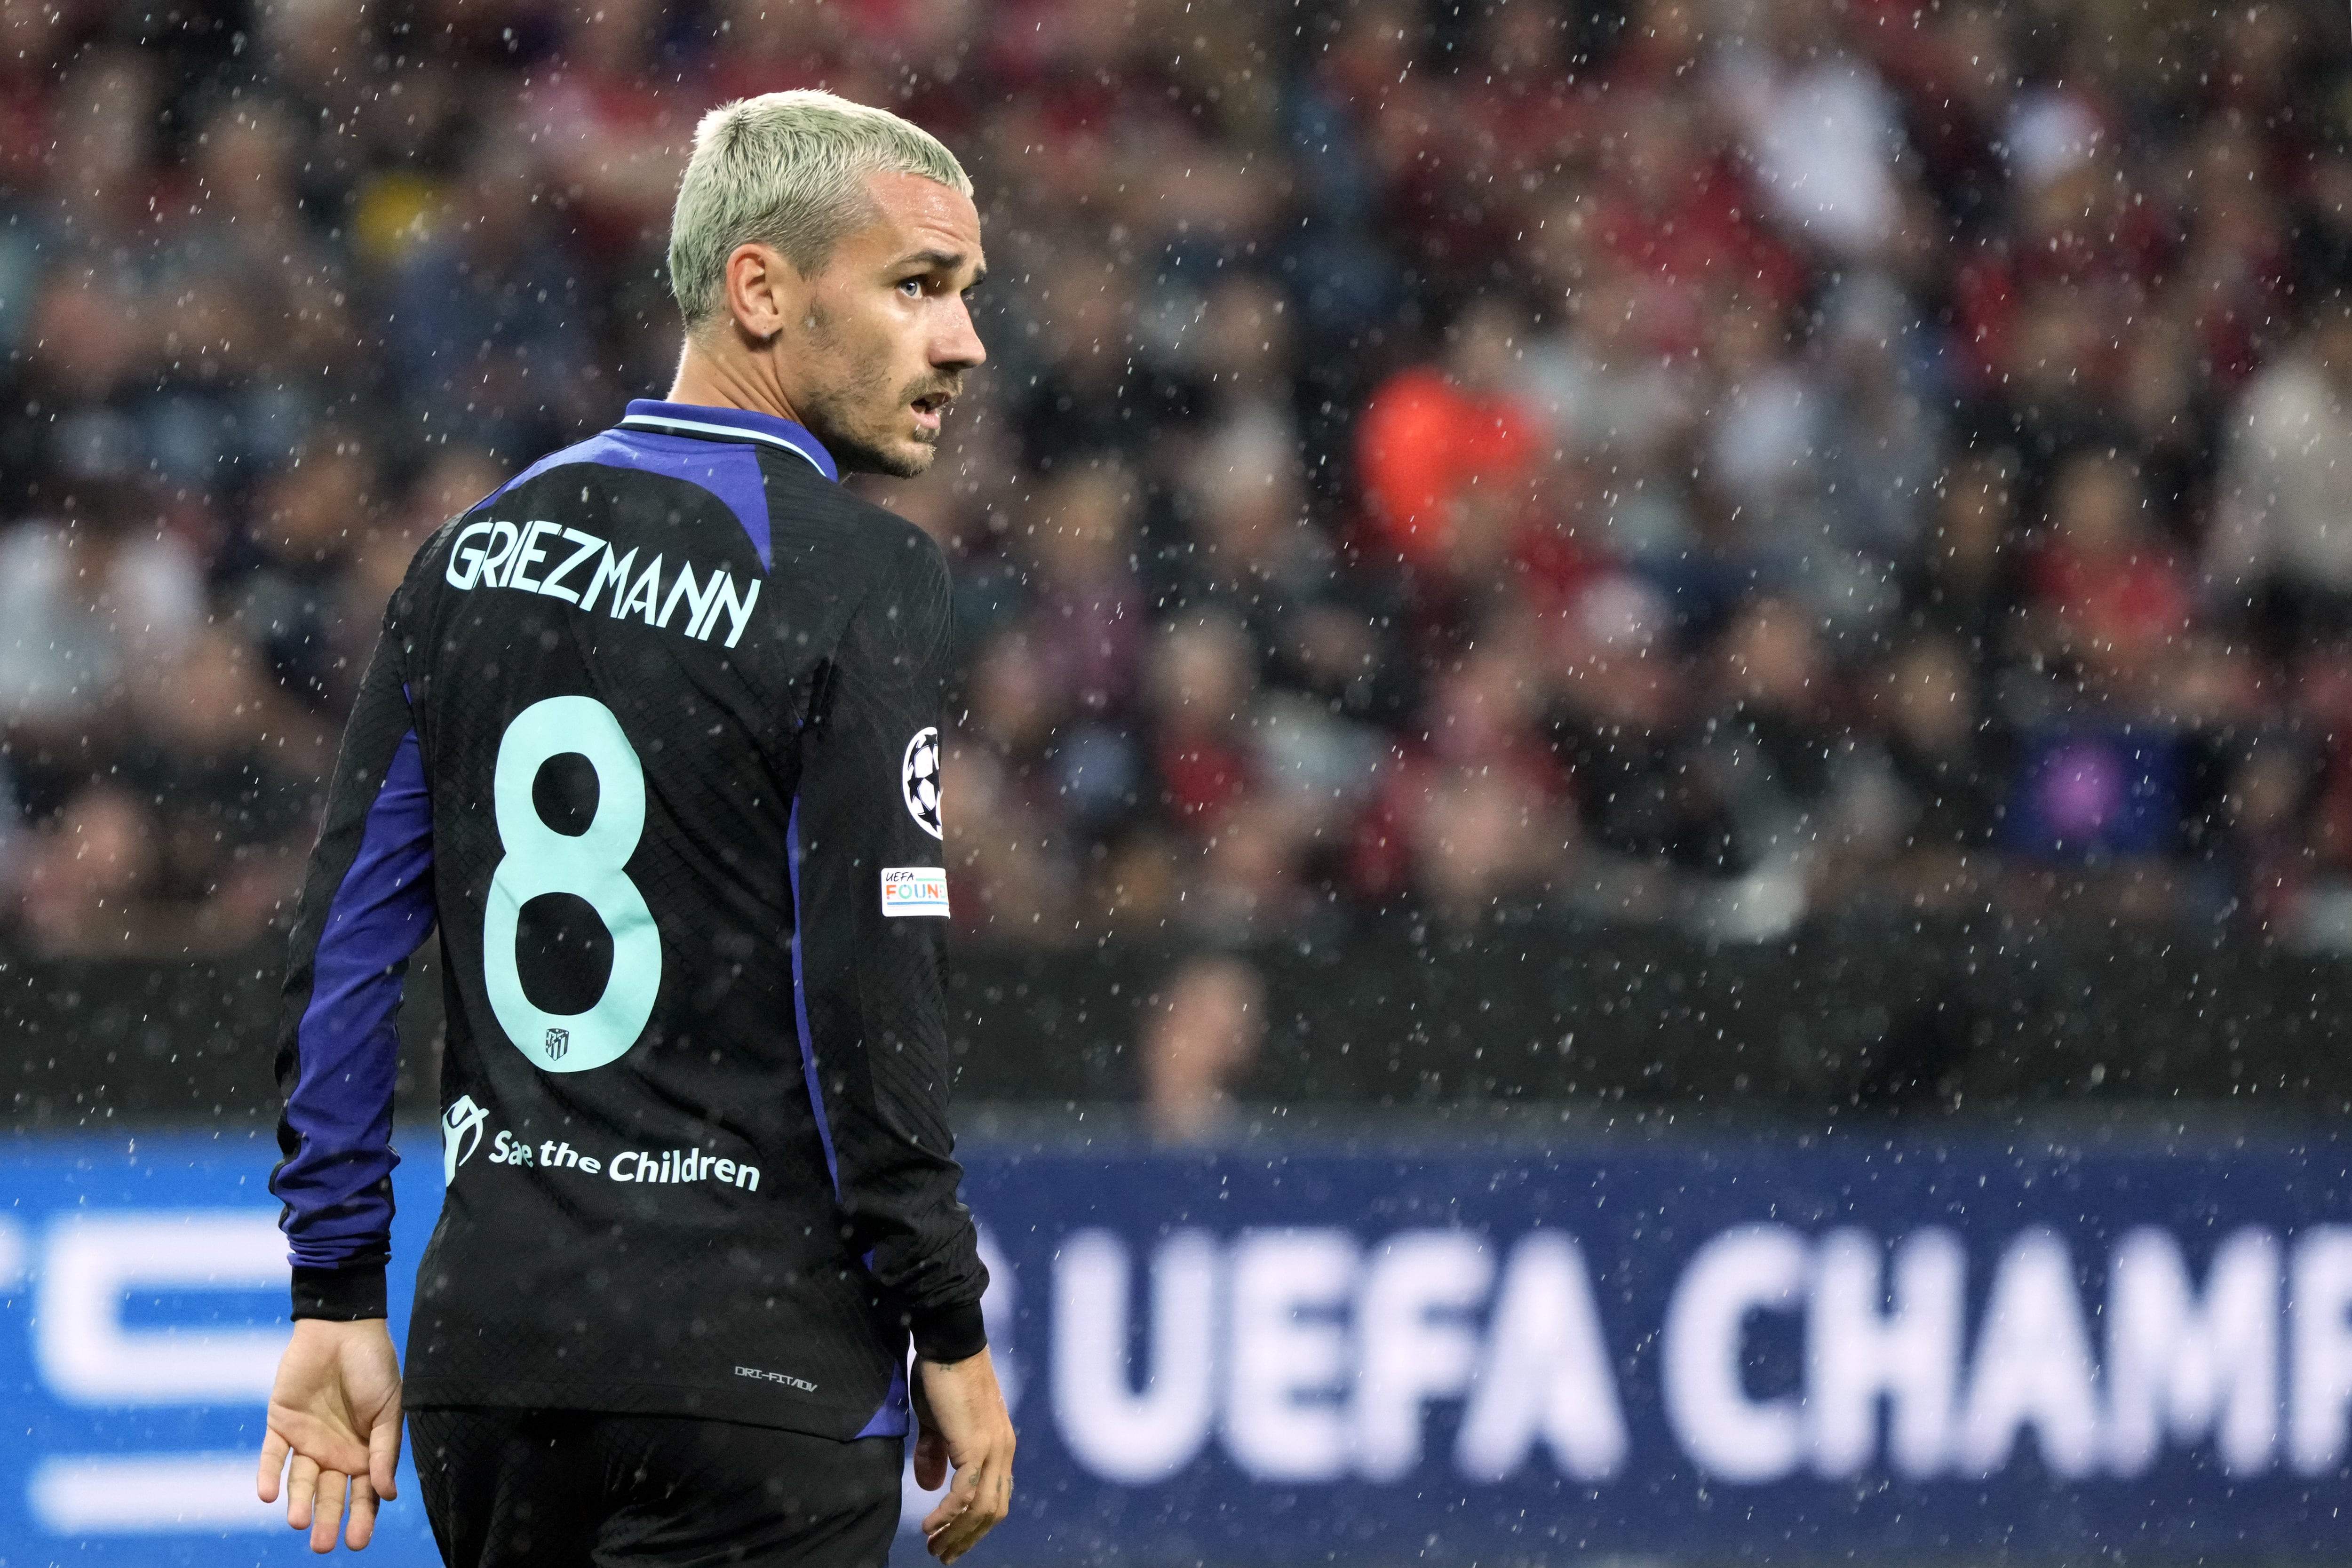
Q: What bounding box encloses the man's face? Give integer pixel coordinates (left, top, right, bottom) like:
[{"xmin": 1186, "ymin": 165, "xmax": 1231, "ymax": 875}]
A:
[{"xmin": 772, "ymin": 171, "xmax": 986, "ymax": 477}]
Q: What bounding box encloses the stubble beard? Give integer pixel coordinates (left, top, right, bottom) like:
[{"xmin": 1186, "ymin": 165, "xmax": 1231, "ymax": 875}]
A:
[
  {"xmin": 795, "ymin": 308, "xmax": 946, "ymax": 478},
  {"xmin": 803, "ymin": 376, "xmax": 938, "ymax": 477},
  {"xmin": 855, "ymin": 423, "xmax": 938, "ymax": 479}
]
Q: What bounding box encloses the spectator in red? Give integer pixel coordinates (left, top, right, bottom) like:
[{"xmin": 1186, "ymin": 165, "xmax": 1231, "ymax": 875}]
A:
[
  {"xmin": 2025, "ymin": 453, "xmax": 2197, "ymax": 701},
  {"xmin": 1422, "ymin": 4, "xmax": 1594, "ymax": 288},
  {"xmin": 1146, "ymin": 611, "xmax": 1262, "ymax": 835},
  {"xmin": 0, "ymin": 0, "xmax": 67, "ymax": 198},
  {"xmin": 524, "ymin": 0, "xmax": 693, "ymax": 259},
  {"xmin": 1354, "ymin": 297, "xmax": 1543, "ymax": 573},
  {"xmin": 1948, "ymin": 119, "xmax": 2173, "ymax": 408},
  {"xmin": 1585, "ymin": 87, "xmax": 1808, "ymax": 330}
]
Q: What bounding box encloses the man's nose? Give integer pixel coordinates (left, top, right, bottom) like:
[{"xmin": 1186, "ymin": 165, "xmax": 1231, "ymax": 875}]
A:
[{"xmin": 933, "ymin": 295, "xmax": 986, "ymax": 371}]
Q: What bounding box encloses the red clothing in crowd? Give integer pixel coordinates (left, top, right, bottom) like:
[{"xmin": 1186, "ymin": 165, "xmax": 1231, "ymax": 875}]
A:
[
  {"xmin": 2028, "ymin": 542, "xmax": 2196, "ymax": 661},
  {"xmin": 1354, "ymin": 367, "xmax": 1541, "ymax": 567}
]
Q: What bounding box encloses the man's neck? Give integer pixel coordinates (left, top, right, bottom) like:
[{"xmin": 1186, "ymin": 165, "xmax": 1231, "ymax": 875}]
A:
[{"xmin": 666, "ymin": 337, "xmax": 806, "ymax": 428}]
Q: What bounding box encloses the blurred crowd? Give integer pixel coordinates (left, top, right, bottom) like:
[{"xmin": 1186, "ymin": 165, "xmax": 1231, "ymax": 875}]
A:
[{"xmin": 8, "ymin": 0, "xmax": 2352, "ymax": 957}]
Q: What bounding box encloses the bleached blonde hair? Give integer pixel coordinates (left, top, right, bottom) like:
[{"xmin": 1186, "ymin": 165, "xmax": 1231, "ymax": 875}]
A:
[{"xmin": 667, "ymin": 89, "xmax": 972, "ymax": 330}]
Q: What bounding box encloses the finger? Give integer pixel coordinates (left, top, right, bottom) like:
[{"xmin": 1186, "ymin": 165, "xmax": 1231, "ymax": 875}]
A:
[
  {"xmin": 934, "ymin": 1504, "xmax": 984, "ymax": 1566},
  {"xmin": 921, "ymin": 1455, "xmax": 974, "ymax": 1544},
  {"xmin": 310, "ymin": 1470, "xmax": 346, "ymax": 1554},
  {"xmin": 979, "ymin": 1459, "xmax": 1012, "ymax": 1528},
  {"xmin": 369, "ymin": 1407, "xmax": 403, "ymax": 1500},
  {"xmin": 286, "ymin": 1455, "xmax": 320, "ymax": 1531},
  {"xmin": 930, "ymin": 1456, "xmax": 1001, "ymax": 1562},
  {"xmin": 921, "ymin": 1450, "xmax": 990, "ymax": 1540},
  {"xmin": 920, "ymin": 1478, "xmax": 961, "ymax": 1542},
  {"xmin": 258, "ymin": 1430, "xmax": 289, "ymax": 1503},
  {"xmin": 346, "ymin": 1474, "xmax": 378, "ymax": 1552},
  {"xmin": 913, "ymin": 1429, "xmax": 947, "ymax": 1492}
]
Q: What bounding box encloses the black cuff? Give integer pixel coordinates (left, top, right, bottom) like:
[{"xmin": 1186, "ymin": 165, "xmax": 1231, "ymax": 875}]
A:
[
  {"xmin": 292, "ymin": 1263, "xmax": 388, "ymax": 1321},
  {"xmin": 909, "ymin": 1299, "xmax": 988, "ymax": 1363}
]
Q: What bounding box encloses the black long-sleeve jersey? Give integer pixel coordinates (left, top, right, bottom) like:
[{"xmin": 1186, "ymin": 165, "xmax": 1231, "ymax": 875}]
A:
[{"xmin": 269, "ymin": 399, "xmax": 985, "ymax": 1440}]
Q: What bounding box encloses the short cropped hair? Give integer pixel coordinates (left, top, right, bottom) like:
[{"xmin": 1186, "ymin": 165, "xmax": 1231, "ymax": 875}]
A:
[{"xmin": 667, "ymin": 89, "xmax": 972, "ymax": 330}]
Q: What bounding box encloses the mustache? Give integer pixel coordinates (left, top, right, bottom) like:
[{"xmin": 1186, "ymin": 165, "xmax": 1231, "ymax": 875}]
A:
[{"xmin": 903, "ymin": 376, "xmax": 963, "ymax": 406}]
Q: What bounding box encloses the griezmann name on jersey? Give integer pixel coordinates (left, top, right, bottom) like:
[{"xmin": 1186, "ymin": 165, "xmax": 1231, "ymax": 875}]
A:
[{"xmin": 268, "ymin": 400, "xmax": 987, "ymax": 1440}]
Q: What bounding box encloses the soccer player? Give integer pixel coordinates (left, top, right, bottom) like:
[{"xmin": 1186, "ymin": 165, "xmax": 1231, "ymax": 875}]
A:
[{"xmin": 256, "ymin": 91, "xmax": 1013, "ymax": 1566}]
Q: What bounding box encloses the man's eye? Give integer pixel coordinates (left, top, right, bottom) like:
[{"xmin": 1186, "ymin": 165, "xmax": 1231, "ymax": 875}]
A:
[{"xmin": 898, "ymin": 278, "xmax": 924, "ymax": 298}]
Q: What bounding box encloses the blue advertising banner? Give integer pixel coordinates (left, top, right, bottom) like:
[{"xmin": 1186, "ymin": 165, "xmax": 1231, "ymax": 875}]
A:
[
  {"xmin": 0, "ymin": 1136, "xmax": 443, "ymax": 1565},
  {"xmin": 3, "ymin": 1130, "xmax": 2350, "ymax": 1565}
]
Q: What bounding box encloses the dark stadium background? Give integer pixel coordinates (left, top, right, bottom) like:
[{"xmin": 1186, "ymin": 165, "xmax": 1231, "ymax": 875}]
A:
[{"xmin": 4, "ymin": 0, "xmax": 2352, "ymax": 1562}]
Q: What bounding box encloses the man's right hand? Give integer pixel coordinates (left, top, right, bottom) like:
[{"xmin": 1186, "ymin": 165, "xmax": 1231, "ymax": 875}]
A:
[
  {"xmin": 257, "ymin": 1318, "xmax": 404, "ymax": 1552},
  {"xmin": 912, "ymin": 1346, "xmax": 1015, "ymax": 1563}
]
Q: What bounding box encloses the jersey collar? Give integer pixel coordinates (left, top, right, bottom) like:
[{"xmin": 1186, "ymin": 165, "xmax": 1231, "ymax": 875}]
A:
[{"xmin": 619, "ymin": 399, "xmax": 839, "ymax": 484}]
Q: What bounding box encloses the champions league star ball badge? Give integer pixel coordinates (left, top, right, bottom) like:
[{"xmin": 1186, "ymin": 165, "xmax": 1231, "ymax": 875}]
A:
[{"xmin": 903, "ymin": 727, "xmax": 944, "ymax": 839}]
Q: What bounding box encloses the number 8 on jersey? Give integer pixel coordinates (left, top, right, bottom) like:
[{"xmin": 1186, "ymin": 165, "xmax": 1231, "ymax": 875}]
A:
[{"xmin": 484, "ymin": 695, "xmax": 661, "ymax": 1072}]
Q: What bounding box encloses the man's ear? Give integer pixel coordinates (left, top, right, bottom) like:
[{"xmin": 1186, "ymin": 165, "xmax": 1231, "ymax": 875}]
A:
[{"xmin": 723, "ymin": 242, "xmax": 795, "ymax": 344}]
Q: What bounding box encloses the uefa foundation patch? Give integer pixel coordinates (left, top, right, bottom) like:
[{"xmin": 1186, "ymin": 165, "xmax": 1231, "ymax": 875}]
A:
[{"xmin": 881, "ymin": 867, "xmax": 950, "ymax": 917}]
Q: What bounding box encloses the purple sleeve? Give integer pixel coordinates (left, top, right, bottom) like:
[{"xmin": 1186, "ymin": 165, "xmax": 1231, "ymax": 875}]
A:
[{"xmin": 270, "ymin": 628, "xmax": 436, "ymax": 1319}]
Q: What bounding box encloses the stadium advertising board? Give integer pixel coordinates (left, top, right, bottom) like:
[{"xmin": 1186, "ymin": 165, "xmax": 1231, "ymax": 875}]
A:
[{"xmin": 1, "ymin": 1132, "xmax": 2347, "ymax": 1564}]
